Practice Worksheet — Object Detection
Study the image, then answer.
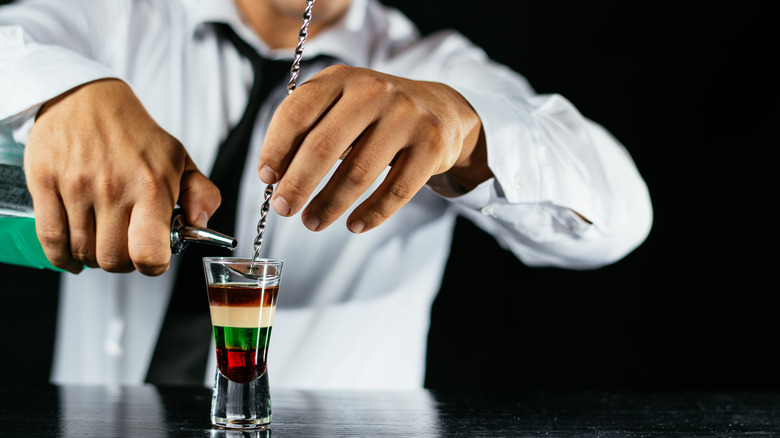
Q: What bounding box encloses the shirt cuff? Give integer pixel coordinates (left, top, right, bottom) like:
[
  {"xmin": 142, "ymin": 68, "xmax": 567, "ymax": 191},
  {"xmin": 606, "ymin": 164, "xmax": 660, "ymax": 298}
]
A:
[
  {"xmin": 453, "ymin": 87, "xmax": 540, "ymax": 204},
  {"xmin": 448, "ymin": 176, "xmax": 597, "ymax": 239},
  {"xmin": 428, "ymin": 86, "xmax": 600, "ymax": 238},
  {"xmin": 452, "ymin": 87, "xmax": 614, "ymax": 230}
]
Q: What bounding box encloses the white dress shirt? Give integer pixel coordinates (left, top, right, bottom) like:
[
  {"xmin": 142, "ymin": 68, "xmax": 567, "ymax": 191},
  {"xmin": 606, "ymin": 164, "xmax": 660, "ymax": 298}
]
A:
[{"xmin": 0, "ymin": 0, "xmax": 652, "ymax": 389}]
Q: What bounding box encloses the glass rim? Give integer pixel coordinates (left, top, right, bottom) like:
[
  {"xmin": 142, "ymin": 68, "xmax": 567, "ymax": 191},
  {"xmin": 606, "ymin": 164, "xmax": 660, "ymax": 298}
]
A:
[{"xmin": 202, "ymin": 257, "xmax": 283, "ymax": 265}]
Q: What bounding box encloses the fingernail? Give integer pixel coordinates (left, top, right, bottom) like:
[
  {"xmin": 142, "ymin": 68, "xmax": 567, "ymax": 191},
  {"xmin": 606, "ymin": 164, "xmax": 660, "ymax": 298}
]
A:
[
  {"xmin": 348, "ymin": 220, "xmax": 366, "ymax": 234},
  {"xmin": 302, "ymin": 213, "xmax": 321, "ymax": 232},
  {"xmin": 273, "ymin": 195, "xmax": 292, "ymax": 216},
  {"xmin": 259, "ymin": 165, "xmax": 278, "ymax": 184}
]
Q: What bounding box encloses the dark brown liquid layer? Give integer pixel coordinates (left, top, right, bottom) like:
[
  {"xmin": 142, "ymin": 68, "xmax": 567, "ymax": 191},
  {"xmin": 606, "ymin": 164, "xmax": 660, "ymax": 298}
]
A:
[{"xmin": 207, "ymin": 284, "xmax": 279, "ymax": 307}]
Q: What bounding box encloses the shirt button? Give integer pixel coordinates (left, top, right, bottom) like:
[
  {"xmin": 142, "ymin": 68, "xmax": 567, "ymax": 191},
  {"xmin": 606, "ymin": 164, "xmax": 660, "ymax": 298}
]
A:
[
  {"xmin": 514, "ymin": 174, "xmax": 527, "ymax": 190},
  {"xmin": 481, "ymin": 204, "xmax": 498, "ymax": 216}
]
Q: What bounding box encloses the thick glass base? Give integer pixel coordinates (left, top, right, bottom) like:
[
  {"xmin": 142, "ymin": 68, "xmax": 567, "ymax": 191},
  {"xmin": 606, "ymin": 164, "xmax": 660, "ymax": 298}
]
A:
[{"xmin": 211, "ymin": 369, "xmax": 271, "ymax": 429}]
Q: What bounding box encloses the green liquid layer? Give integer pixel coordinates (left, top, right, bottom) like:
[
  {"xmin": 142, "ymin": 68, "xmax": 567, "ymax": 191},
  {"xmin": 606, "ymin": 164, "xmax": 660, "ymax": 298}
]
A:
[{"xmin": 213, "ymin": 326, "xmax": 272, "ymax": 351}]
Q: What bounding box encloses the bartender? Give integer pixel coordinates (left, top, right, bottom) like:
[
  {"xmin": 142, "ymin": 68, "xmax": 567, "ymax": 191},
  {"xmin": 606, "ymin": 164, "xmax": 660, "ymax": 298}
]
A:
[{"xmin": 0, "ymin": 0, "xmax": 652, "ymax": 389}]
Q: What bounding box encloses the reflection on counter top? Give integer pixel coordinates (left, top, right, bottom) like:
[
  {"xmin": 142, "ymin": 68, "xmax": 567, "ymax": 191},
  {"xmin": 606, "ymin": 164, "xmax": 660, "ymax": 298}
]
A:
[{"xmin": 2, "ymin": 383, "xmax": 780, "ymax": 437}]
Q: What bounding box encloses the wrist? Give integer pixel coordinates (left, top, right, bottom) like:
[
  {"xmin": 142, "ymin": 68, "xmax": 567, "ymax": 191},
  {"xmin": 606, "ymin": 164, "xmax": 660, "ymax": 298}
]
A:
[{"xmin": 446, "ymin": 124, "xmax": 492, "ymax": 193}]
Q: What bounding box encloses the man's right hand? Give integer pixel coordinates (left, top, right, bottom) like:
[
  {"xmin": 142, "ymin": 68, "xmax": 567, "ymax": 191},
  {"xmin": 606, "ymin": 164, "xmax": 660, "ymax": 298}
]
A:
[{"xmin": 24, "ymin": 79, "xmax": 221, "ymax": 275}]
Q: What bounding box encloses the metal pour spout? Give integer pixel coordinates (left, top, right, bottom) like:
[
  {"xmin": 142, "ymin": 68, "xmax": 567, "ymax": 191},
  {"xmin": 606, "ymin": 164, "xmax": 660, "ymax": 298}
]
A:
[{"xmin": 170, "ymin": 209, "xmax": 237, "ymax": 255}]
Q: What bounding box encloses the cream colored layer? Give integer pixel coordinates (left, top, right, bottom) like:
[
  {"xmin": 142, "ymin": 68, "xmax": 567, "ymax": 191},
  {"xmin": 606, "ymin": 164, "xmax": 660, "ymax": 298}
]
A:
[{"xmin": 209, "ymin": 305, "xmax": 276, "ymax": 328}]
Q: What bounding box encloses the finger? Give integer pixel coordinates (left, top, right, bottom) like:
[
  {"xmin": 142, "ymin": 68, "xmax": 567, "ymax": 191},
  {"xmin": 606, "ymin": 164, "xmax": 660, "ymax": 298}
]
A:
[
  {"xmin": 30, "ymin": 190, "xmax": 84, "ymax": 274},
  {"xmin": 301, "ymin": 119, "xmax": 402, "ymax": 231},
  {"xmin": 272, "ymin": 96, "xmax": 377, "ymax": 218},
  {"xmin": 55, "ymin": 171, "xmax": 100, "ymax": 268},
  {"xmin": 63, "ymin": 201, "xmax": 99, "ymax": 269},
  {"xmin": 178, "ymin": 156, "xmax": 221, "ymax": 228},
  {"xmin": 258, "ymin": 65, "xmax": 348, "ymax": 185},
  {"xmin": 93, "ymin": 203, "xmax": 134, "ymax": 273},
  {"xmin": 127, "ymin": 201, "xmax": 173, "ymax": 276},
  {"xmin": 347, "ymin": 148, "xmax": 434, "ymax": 233}
]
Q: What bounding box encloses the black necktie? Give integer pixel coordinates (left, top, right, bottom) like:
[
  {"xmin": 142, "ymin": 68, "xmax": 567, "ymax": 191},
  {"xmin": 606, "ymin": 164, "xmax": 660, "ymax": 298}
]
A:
[{"xmin": 145, "ymin": 24, "xmax": 292, "ymax": 385}]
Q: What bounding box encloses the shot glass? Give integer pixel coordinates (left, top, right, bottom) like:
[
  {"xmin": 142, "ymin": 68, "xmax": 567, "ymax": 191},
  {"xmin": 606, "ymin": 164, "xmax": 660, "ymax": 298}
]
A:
[{"xmin": 203, "ymin": 257, "xmax": 283, "ymax": 429}]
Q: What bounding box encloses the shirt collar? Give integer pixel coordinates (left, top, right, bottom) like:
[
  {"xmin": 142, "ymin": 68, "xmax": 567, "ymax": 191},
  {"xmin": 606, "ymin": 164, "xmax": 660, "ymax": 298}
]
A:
[{"xmin": 187, "ymin": 0, "xmax": 373, "ymax": 67}]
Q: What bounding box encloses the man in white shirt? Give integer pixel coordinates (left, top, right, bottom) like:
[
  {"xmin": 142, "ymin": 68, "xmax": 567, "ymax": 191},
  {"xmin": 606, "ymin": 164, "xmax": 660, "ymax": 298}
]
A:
[{"xmin": 0, "ymin": 0, "xmax": 652, "ymax": 388}]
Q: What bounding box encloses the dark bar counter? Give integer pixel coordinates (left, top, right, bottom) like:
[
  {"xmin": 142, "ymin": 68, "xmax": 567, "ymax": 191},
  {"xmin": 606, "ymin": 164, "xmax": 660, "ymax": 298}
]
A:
[{"xmin": 2, "ymin": 384, "xmax": 779, "ymax": 437}]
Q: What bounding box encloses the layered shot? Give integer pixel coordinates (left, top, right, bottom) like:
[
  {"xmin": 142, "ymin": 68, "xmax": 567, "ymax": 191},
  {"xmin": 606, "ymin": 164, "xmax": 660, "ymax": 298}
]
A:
[{"xmin": 207, "ymin": 282, "xmax": 279, "ymax": 383}]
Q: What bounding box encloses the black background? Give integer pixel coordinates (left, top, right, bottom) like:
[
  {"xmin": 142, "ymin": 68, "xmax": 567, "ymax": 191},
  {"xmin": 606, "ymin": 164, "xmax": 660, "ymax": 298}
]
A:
[{"xmin": 1, "ymin": 0, "xmax": 776, "ymax": 390}]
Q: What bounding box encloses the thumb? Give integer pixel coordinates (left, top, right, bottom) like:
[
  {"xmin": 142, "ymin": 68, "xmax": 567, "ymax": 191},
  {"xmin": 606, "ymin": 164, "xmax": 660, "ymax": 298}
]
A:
[{"xmin": 178, "ymin": 156, "xmax": 221, "ymax": 228}]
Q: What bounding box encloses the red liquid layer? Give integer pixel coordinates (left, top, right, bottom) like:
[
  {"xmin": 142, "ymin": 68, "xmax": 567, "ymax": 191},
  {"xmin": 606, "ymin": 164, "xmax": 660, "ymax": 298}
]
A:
[{"xmin": 216, "ymin": 346, "xmax": 264, "ymax": 383}]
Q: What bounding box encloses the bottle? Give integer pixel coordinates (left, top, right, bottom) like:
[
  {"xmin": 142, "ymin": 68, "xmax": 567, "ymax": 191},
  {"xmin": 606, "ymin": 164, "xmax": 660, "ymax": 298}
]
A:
[{"xmin": 0, "ymin": 163, "xmax": 236, "ymax": 271}]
